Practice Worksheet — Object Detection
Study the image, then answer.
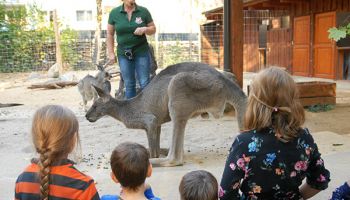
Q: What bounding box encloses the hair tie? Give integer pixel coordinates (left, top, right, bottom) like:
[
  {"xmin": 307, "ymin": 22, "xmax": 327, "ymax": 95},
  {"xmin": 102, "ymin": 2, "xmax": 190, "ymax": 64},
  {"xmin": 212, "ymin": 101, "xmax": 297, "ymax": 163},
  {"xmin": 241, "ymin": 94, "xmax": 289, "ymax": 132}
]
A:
[{"xmin": 251, "ymin": 94, "xmax": 291, "ymax": 113}]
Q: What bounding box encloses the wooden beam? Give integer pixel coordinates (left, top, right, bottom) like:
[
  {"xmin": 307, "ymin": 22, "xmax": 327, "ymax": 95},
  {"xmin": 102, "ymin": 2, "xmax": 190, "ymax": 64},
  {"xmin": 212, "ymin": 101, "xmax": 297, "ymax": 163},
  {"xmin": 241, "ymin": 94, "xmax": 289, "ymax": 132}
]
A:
[
  {"xmin": 231, "ymin": 0, "xmax": 244, "ymax": 88},
  {"xmin": 262, "ymin": 2, "xmax": 291, "ymax": 8},
  {"xmin": 224, "ymin": 0, "xmax": 231, "ymax": 72},
  {"xmin": 299, "ymin": 97, "xmax": 336, "ymax": 106},
  {"xmin": 244, "ymin": 0, "xmax": 270, "ymax": 7},
  {"xmin": 280, "ymin": 0, "xmax": 305, "ymax": 3},
  {"xmin": 263, "ymin": 1, "xmax": 292, "ymax": 6},
  {"xmin": 246, "ymin": 5, "xmax": 283, "ymax": 9}
]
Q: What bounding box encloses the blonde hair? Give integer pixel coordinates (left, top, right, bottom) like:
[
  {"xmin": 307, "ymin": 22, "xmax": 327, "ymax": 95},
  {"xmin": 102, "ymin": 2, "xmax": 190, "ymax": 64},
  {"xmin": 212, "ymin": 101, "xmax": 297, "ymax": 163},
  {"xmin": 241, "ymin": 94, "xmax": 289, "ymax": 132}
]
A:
[
  {"xmin": 245, "ymin": 67, "xmax": 305, "ymax": 141},
  {"xmin": 31, "ymin": 105, "xmax": 79, "ymax": 200}
]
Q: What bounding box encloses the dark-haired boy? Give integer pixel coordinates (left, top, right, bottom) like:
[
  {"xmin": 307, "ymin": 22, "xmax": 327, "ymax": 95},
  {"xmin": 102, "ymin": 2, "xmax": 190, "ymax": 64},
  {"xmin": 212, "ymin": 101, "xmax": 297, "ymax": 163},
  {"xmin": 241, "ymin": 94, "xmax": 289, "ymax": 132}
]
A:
[
  {"xmin": 101, "ymin": 142, "xmax": 160, "ymax": 200},
  {"xmin": 179, "ymin": 170, "xmax": 218, "ymax": 200}
]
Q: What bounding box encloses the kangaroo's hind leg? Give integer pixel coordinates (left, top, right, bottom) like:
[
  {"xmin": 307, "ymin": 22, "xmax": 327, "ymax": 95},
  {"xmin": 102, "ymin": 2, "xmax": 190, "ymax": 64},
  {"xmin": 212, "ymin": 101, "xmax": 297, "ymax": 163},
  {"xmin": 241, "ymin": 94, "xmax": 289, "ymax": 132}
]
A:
[
  {"xmin": 150, "ymin": 73, "xmax": 204, "ymax": 167},
  {"xmin": 150, "ymin": 117, "xmax": 188, "ymax": 167}
]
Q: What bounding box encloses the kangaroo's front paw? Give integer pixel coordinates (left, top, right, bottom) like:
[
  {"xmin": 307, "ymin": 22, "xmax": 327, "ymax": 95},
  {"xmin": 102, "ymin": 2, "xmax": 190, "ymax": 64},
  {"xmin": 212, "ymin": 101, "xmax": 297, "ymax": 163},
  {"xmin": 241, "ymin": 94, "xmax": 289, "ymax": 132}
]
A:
[
  {"xmin": 159, "ymin": 148, "xmax": 169, "ymax": 157},
  {"xmin": 150, "ymin": 157, "xmax": 183, "ymax": 167},
  {"xmin": 148, "ymin": 148, "xmax": 169, "ymax": 158},
  {"xmin": 200, "ymin": 112, "xmax": 210, "ymax": 119}
]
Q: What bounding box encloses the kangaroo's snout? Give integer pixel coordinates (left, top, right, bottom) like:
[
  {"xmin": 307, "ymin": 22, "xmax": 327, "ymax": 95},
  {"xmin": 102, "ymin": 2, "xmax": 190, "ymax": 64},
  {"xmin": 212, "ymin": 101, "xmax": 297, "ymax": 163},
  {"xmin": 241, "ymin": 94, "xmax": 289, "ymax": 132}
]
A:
[{"xmin": 85, "ymin": 113, "xmax": 94, "ymax": 122}]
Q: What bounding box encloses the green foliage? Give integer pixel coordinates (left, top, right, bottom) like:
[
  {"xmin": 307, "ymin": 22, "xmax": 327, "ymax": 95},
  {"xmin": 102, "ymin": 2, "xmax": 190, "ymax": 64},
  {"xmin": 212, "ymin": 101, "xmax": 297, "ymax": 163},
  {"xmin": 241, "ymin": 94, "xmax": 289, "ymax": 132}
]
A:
[
  {"xmin": 307, "ymin": 104, "xmax": 335, "ymax": 113},
  {"xmin": 159, "ymin": 41, "xmax": 197, "ymax": 67},
  {"xmin": 61, "ymin": 28, "xmax": 80, "ymax": 68},
  {"xmin": 328, "ymin": 23, "xmax": 350, "ymax": 42},
  {"xmin": 0, "ymin": 2, "xmax": 80, "ymax": 72}
]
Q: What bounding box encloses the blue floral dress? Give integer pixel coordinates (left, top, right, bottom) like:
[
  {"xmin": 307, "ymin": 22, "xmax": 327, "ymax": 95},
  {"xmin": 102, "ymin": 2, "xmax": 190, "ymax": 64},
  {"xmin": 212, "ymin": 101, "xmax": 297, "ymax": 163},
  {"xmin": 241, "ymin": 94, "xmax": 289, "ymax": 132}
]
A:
[{"xmin": 219, "ymin": 127, "xmax": 330, "ymax": 200}]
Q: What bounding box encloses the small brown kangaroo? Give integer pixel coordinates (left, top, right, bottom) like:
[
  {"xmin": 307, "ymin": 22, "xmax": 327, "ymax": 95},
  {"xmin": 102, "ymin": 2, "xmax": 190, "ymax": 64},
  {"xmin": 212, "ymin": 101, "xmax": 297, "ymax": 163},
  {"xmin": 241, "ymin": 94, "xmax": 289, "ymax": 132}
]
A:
[
  {"xmin": 86, "ymin": 62, "xmax": 247, "ymax": 167},
  {"xmin": 78, "ymin": 63, "xmax": 112, "ymax": 111}
]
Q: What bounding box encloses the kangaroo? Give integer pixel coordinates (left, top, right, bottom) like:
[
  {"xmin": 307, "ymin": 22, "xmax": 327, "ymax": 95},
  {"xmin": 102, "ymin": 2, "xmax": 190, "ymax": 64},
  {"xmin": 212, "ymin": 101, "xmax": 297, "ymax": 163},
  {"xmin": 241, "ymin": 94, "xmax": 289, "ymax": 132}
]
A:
[
  {"xmin": 78, "ymin": 63, "xmax": 112, "ymax": 111},
  {"xmin": 86, "ymin": 62, "xmax": 247, "ymax": 167}
]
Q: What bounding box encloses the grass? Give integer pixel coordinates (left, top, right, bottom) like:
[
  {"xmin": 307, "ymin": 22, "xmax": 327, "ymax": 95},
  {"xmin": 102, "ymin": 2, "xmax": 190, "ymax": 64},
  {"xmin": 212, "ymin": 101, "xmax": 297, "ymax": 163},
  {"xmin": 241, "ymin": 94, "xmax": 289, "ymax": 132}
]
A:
[{"xmin": 307, "ymin": 104, "xmax": 335, "ymax": 113}]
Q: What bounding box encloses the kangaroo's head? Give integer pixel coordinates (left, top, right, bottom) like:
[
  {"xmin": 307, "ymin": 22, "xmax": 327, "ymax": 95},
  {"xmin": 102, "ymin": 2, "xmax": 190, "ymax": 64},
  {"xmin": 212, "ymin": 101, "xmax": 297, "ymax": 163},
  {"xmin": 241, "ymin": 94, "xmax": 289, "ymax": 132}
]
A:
[
  {"xmin": 96, "ymin": 64, "xmax": 112, "ymax": 82},
  {"xmin": 86, "ymin": 85, "xmax": 112, "ymax": 122}
]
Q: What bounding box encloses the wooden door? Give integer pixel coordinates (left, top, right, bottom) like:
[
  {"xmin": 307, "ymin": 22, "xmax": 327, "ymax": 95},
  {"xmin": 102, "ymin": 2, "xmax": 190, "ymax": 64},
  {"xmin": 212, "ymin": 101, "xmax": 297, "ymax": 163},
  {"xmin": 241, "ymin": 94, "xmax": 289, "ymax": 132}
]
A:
[
  {"xmin": 314, "ymin": 12, "xmax": 336, "ymax": 79},
  {"xmin": 293, "ymin": 16, "xmax": 310, "ymax": 76},
  {"xmin": 267, "ymin": 29, "xmax": 292, "ymax": 69}
]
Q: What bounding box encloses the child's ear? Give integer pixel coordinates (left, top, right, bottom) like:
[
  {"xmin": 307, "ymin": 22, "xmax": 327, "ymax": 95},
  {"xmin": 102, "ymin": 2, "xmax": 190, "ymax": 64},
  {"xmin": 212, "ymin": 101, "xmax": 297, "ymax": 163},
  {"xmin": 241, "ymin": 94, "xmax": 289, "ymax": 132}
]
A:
[
  {"xmin": 147, "ymin": 163, "xmax": 152, "ymax": 177},
  {"xmin": 110, "ymin": 172, "xmax": 119, "ymax": 184}
]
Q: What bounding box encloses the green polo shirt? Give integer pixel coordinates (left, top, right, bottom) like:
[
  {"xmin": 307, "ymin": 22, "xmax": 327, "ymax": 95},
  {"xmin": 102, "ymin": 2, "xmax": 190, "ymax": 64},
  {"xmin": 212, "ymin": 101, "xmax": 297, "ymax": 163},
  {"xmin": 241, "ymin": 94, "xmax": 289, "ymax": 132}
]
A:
[{"xmin": 108, "ymin": 4, "xmax": 153, "ymax": 56}]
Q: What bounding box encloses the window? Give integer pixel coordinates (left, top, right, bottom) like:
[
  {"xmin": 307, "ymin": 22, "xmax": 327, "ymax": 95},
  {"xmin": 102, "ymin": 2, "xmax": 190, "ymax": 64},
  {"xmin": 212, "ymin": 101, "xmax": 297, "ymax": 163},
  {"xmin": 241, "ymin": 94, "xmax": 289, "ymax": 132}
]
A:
[{"xmin": 76, "ymin": 10, "xmax": 92, "ymax": 21}]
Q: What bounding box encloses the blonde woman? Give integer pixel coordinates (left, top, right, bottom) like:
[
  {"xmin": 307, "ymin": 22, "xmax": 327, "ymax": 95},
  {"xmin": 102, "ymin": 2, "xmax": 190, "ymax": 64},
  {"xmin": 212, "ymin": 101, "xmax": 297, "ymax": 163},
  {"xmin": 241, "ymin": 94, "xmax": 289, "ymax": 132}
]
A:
[
  {"xmin": 107, "ymin": 0, "xmax": 156, "ymax": 99},
  {"xmin": 15, "ymin": 105, "xmax": 99, "ymax": 200},
  {"xmin": 219, "ymin": 67, "xmax": 330, "ymax": 200}
]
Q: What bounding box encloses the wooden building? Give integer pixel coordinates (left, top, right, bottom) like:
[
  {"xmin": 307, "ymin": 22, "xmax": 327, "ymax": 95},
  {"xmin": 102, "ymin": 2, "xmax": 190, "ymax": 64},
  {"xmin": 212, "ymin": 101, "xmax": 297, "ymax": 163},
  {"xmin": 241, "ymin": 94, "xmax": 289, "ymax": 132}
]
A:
[{"xmin": 201, "ymin": 0, "xmax": 350, "ymax": 84}]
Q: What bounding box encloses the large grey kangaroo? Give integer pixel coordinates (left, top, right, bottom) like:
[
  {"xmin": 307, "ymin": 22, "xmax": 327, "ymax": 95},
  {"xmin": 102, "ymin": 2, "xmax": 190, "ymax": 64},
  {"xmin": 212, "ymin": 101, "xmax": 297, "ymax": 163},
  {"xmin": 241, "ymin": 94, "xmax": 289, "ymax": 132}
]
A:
[{"xmin": 86, "ymin": 62, "xmax": 247, "ymax": 167}]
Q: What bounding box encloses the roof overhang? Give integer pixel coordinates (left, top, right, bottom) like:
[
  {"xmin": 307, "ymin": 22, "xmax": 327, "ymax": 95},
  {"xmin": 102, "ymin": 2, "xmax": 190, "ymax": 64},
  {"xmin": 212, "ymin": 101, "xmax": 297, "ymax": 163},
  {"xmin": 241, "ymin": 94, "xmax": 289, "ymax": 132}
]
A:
[
  {"xmin": 202, "ymin": 7, "xmax": 223, "ymax": 15},
  {"xmin": 244, "ymin": 0, "xmax": 306, "ymax": 10},
  {"xmin": 202, "ymin": 0, "xmax": 305, "ymax": 14}
]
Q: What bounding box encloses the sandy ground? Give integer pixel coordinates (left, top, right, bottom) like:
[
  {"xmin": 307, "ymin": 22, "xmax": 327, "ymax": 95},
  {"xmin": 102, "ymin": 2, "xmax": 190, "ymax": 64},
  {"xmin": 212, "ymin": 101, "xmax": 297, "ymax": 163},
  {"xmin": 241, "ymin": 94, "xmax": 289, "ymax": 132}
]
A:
[{"xmin": 1, "ymin": 70, "xmax": 350, "ymax": 199}]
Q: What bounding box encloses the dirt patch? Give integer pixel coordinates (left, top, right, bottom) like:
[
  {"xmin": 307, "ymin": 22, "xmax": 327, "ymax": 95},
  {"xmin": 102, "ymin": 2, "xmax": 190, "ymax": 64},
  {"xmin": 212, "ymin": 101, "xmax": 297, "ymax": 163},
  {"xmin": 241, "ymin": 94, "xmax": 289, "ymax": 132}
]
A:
[{"xmin": 1, "ymin": 71, "xmax": 350, "ymax": 199}]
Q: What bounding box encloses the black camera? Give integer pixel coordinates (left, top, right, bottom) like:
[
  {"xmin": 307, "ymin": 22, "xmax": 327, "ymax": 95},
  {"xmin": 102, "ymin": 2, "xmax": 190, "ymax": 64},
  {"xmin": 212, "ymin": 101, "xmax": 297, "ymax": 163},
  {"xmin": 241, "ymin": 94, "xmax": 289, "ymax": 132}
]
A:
[{"xmin": 124, "ymin": 49, "xmax": 133, "ymax": 60}]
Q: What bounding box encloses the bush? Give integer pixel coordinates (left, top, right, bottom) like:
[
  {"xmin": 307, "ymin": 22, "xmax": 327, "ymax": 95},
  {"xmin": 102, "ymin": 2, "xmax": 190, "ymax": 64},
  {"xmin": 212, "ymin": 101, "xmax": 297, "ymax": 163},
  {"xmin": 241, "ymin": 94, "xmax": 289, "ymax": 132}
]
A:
[{"xmin": 307, "ymin": 104, "xmax": 335, "ymax": 113}]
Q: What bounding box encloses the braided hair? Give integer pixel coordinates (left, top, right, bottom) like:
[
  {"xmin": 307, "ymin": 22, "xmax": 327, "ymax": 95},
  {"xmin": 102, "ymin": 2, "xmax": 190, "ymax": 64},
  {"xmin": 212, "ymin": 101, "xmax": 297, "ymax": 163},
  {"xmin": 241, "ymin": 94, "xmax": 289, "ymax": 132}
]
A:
[{"xmin": 31, "ymin": 105, "xmax": 79, "ymax": 199}]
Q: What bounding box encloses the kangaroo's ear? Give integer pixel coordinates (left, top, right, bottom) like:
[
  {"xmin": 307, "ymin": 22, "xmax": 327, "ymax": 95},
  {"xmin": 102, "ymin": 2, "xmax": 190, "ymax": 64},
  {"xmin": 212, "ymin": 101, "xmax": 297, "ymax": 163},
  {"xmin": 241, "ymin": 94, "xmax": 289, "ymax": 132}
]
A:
[
  {"xmin": 97, "ymin": 64, "xmax": 103, "ymax": 71},
  {"xmin": 93, "ymin": 85, "xmax": 108, "ymax": 98}
]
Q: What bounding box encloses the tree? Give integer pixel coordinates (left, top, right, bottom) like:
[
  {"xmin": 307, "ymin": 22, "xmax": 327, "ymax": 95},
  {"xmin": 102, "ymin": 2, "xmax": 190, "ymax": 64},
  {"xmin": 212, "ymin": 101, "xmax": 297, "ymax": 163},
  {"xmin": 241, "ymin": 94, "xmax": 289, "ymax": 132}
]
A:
[{"xmin": 0, "ymin": 1, "xmax": 80, "ymax": 72}]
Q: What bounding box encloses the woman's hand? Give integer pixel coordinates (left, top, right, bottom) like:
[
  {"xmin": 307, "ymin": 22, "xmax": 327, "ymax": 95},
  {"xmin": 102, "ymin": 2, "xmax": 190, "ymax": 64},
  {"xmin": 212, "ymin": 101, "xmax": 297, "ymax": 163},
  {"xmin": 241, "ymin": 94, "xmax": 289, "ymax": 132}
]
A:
[
  {"xmin": 108, "ymin": 54, "xmax": 116, "ymax": 64},
  {"xmin": 134, "ymin": 27, "xmax": 147, "ymax": 35}
]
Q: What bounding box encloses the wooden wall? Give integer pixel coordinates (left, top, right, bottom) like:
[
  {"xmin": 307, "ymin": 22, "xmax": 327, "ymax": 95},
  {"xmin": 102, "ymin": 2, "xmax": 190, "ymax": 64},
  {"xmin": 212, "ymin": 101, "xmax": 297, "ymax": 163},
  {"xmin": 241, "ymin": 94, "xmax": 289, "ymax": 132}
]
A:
[
  {"xmin": 243, "ymin": 10, "xmax": 290, "ymax": 72},
  {"xmin": 243, "ymin": 11, "xmax": 259, "ymax": 72},
  {"xmin": 201, "ymin": 10, "xmax": 224, "ymax": 69},
  {"xmin": 202, "ymin": 10, "xmax": 291, "ymax": 72},
  {"xmin": 267, "ymin": 29, "xmax": 292, "ymax": 69},
  {"xmin": 288, "ymin": 0, "xmax": 350, "ymax": 79},
  {"xmin": 290, "ymin": 0, "xmax": 350, "ymax": 17},
  {"xmin": 200, "ymin": 0, "xmax": 350, "ymax": 78}
]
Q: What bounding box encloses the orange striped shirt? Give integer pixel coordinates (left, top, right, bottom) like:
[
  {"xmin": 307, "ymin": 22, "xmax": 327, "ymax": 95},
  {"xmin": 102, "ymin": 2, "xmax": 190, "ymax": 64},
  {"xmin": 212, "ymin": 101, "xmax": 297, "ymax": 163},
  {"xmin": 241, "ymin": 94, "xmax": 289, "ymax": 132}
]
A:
[{"xmin": 15, "ymin": 159, "xmax": 100, "ymax": 200}]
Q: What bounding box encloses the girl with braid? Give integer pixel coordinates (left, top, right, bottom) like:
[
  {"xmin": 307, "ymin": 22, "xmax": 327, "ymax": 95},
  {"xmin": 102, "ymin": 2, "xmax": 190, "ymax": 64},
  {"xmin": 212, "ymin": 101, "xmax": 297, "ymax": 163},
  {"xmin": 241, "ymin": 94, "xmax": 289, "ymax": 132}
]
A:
[
  {"xmin": 15, "ymin": 105, "xmax": 100, "ymax": 200},
  {"xmin": 219, "ymin": 67, "xmax": 330, "ymax": 200}
]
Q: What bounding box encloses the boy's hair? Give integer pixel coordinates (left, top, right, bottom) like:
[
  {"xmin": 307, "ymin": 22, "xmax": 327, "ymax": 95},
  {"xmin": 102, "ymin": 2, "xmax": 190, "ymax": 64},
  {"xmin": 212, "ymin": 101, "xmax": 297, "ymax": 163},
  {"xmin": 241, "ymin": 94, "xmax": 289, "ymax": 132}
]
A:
[
  {"xmin": 245, "ymin": 67, "xmax": 305, "ymax": 141},
  {"xmin": 31, "ymin": 105, "xmax": 79, "ymax": 200},
  {"xmin": 179, "ymin": 170, "xmax": 218, "ymax": 200},
  {"xmin": 110, "ymin": 142, "xmax": 150, "ymax": 191}
]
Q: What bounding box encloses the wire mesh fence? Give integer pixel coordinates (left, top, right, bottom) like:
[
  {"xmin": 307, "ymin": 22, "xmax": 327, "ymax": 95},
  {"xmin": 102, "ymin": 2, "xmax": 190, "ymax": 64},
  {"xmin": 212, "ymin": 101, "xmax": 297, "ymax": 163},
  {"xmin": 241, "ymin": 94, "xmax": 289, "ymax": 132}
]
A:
[
  {"xmin": 0, "ymin": 30, "xmax": 200, "ymax": 72},
  {"xmin": 200, "ymin": 9, "xmax": 224, "ymax": 69}
]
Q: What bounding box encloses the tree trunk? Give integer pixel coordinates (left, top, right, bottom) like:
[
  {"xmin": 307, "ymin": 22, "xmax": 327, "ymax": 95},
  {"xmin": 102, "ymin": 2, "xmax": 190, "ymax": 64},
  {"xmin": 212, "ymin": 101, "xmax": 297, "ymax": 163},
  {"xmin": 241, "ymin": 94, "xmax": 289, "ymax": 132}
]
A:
[
  {"xmin": 53, "ymin": 9, "xmax": 63, "ymax": 75},
  {"xmin": 93, "ymin": 0, "xmax": 103, "ymax": 66}
]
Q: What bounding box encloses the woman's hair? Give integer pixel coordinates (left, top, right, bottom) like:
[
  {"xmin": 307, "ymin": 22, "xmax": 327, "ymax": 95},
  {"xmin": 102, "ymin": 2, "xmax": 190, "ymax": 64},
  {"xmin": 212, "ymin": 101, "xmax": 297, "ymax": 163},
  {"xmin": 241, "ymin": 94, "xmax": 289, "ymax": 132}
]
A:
[
  {"xmin": 245, "ymin": 67, "xmax": 305, "ymax": 141},
  {"xmin": 110, "ymin": 142, "xmax": 150, "ymax": 191},
  {"xmin": 31, "ymin": 105, "xmax": 79, "ymax": 200},
  {"xmin": 179, "ymin": 170, "xmax": 218, "ymax": 200}
]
